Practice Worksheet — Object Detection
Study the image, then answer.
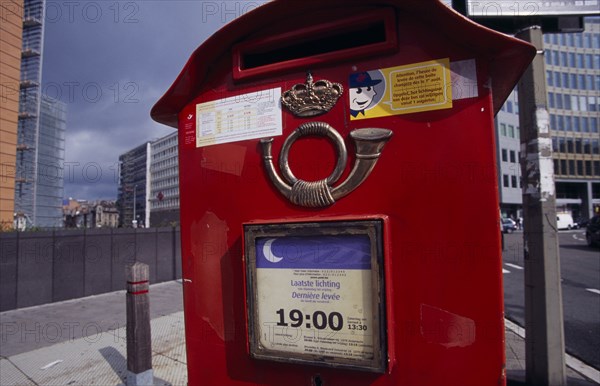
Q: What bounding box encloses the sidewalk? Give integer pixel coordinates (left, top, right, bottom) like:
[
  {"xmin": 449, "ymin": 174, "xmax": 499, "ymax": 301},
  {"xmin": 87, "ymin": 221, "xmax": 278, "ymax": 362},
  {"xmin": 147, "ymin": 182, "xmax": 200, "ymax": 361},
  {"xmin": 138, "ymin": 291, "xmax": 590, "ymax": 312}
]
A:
[
  {"xmin": 1, "ymin": 280, "xmax": 598, "ymax": 385},
  {"xmin": 1, "ymin": 281, "xmax": 186, "ymax": 385}
]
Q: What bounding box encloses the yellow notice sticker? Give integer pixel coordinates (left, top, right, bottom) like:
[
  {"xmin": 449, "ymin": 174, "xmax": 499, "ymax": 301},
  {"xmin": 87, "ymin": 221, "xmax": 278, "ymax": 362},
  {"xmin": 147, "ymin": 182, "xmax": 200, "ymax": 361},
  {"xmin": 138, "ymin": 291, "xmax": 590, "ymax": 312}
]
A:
[{"xmin": 349, "ymin": 58, "xmax": 452, "ymax": 120}]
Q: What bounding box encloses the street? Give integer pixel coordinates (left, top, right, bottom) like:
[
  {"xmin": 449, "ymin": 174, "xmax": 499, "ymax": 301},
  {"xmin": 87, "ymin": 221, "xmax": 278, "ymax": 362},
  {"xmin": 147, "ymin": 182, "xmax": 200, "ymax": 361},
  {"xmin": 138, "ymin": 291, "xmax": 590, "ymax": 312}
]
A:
[{"xmin": 502, "ymin": 229, "xmax": 600, "ymax": 371}]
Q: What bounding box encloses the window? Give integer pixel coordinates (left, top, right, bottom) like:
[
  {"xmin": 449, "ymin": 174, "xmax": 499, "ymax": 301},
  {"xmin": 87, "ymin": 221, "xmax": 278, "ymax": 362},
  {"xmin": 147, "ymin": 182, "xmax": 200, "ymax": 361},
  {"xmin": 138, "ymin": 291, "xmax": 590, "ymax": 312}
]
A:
[
  {"xmin": 551, "ymin": 114, "xmax": 557, "ymax": 130},
  {"xmin": 556, "ymin": 93, "xmax": 563, "ymax": 109},
  {"xmin": 571, "ymin": 95, "xmax": 579, "ymax": 111},
  {"xmin": 577, "ymin": 53, "xmax": 584, "ymax": 68},
  {"xmin": 559, "ymin": 137, "xmax": 566, "ymax": 152},
  {"xmin": 500, "ymin": 123, "xmax": 507, "ymax": 136},
  {"xmin": 570, "ymin": 73, "xmax": 577, "ymax": 88},
  {"xmin": 582, "ymin": 117, "xmax": 589, "ymax": 132},
  {"xmin": 591, "ymin": 118, "xmax": 598, "ymax": 133},
  {"xmin": 560, "ymin": 159, "xmax": 567, "ymax": 175},
  {"xmin": 568, "ymin": 52, "xmax": 576, "ymax": 67},
  {"xmin": 589, "ymin": 96, "xmax": 597, "ymax": 112},
  {"xmin": 586, "ymin": 54, "xmax": 593, "ymax": 69},
  {"xmin": 507, "ymin": 101, "xmax": 513, "ymax": 113},
  {"xmin": 579, "ymin": 75, "xmax": 586, "ymax": 90},
  {"xmin": 585, "ymin": 34, "xmax": 592, "ymax": 48},
  {"xmin": 558, "ymin": 115, "xmax": 564, "ymax": 130},
  {"xmin": 595, "ymin": 161, "xmax": 600, "ymax": 176},
  {"xmin": 577, "ymin": 160, "xmax": 584, "ymax": 175},
  {"xmin": 573, "ymin": 116, "xmax": 580, "ymax": 132},
  {"xmin": 510, "ymin": 150, "xmax": 516, "ymax": 163},
  {"xmin": 580, "ymin": 96, "xmax": 588, "ymax": 112},
  {"xmin": 585, "ymin": 161, "xmax": 592, "ymax": 176},
  {"xmin": 552, "ymin": 137, "xmax": 558, "ymax": 152},
  {"xmin": 511, "ymin": 175, "xmax": 517, "ymax": 188},
  {"xmin": 564, "ymin": 96, "xmax": 571, "ymax": 111},
  {"xmin": 548, "ymin": 92, "xmax": 555, "ymax": 108},
  {"xmin": 575, "ymin": 138, "xmax": 582, "ymax": 154},
  {"xmin": 584, "ymin": 138, "xmax": 591, "ymax": 154},
  {"xmin": 560, "ymin": 52, "xmax": 568, "ymax": 67},
  {"xmin": 567, "ymin": 138, "xmax": 574, "ymax": 153},
  {"xmin": 554, "ymin": 72, "xmax": 561, "ymax": 88},
  {"xmin": 547, "ymin": 70, "xmax": 553, "ymax": 86},
  {"xmin": 565, "ymin": 116, "xmax": 573, "ymax": 132},
  {"xmin": 569, "ymin": 160, "xmax": 575, "ymax": 175},
  {"xmin": 502, "ymin": 149, "xmax": 508, "ymax": 162},
  {"xmin": 508, "ymin": 125, "xmax": 515, "ymax": 138},
  {"xmin": 503, "ymin": 174, "xmax": 509, "ymax": 187},
  {"xmin": 588, "ymin": 75, "xmax": 595, "ymax": 91},
  {"xmin": 562, "ymin": 73, "xmax": 569, "ymax": 88}
]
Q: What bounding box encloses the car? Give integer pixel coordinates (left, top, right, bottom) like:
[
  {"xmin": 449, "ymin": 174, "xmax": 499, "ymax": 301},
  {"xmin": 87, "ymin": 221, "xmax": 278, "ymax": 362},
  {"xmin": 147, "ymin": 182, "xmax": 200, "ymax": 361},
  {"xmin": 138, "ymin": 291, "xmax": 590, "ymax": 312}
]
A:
[
  {"xmin": 585, "ymin": 215, "xmax": 600, "ymax": 247},
  {"xmin": 556, "ymin": 213, "xmax": 576, "ymax": 230},
  {"xmin": 502, "ymin": 218, "xmax": 517, "ymax": 233},
  {"xmin": 575, "ymin": 217, "xmax": 590, "ymax": 228}
]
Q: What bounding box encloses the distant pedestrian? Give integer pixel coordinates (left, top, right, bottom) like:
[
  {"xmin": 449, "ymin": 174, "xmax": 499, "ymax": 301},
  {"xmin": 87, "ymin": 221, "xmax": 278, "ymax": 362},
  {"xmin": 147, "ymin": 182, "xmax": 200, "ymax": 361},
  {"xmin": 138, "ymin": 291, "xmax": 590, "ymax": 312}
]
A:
[{"xmin": 516, "ymin": 217, "xmax": 521, "ymax": 230}]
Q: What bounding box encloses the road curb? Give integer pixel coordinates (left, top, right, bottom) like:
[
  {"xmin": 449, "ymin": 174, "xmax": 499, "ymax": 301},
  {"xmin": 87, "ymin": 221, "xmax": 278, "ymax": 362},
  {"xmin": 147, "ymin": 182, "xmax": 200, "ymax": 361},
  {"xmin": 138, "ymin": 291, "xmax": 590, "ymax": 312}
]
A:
[{"xmin": 504, "ymin": 318, "xmax": 600, "ymax": 384}]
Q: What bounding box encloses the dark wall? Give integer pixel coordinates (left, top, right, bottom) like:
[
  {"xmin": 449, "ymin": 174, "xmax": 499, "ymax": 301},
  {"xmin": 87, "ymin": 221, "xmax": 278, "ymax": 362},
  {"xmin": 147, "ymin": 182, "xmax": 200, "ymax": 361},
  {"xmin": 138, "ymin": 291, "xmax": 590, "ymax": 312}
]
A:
[{"xmin": 0, "ymin": 227, "xmax": 181, "ymax": 312}]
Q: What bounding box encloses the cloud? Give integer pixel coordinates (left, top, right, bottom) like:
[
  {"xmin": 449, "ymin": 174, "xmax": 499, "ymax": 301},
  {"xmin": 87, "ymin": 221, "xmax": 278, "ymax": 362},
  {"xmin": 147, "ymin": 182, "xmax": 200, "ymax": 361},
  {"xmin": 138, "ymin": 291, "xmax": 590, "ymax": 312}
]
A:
[{"xmin": 41, "ymin": 1, "xmax": 238, "ymax": 200}]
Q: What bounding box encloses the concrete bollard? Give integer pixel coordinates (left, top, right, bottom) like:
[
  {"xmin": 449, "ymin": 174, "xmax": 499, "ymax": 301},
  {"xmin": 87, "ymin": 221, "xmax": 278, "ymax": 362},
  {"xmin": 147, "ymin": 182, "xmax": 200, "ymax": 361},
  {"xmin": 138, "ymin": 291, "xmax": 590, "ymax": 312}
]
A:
[{"xmin": 126, "ymin": 262, "xmax": 153, "ymax": 385}]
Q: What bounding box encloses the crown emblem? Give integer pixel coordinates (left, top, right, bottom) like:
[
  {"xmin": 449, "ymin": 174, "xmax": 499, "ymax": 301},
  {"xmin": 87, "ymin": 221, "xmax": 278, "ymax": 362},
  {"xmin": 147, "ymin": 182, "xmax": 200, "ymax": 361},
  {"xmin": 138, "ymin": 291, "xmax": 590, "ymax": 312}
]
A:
[{"xmin": 281, "ymin": 72, "xmax": 343, "ymax": 117}]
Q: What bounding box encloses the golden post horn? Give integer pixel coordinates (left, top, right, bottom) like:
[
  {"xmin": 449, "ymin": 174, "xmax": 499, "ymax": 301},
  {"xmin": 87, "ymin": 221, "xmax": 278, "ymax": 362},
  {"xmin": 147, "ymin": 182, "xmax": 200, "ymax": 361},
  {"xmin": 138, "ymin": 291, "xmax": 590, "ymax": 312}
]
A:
[
  {"xmin": 260, "ymin": 126, "xmax": 392, "ymax": 207},
  {"xmin": 331, "ymin": 128, "xmax": 393, "ymax": 200}
]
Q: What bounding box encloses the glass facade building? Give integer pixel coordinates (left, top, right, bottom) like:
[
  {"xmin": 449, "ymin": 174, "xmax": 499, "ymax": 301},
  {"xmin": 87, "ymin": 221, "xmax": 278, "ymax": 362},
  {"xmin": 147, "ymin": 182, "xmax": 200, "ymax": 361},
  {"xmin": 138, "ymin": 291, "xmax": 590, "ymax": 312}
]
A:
[
  {"xmin": 14, "ymin": 0, "xmax": 65, "ymax": 228},
  {"xmin": 544, "ymin": 18, "xmax": 600, "ymax": 219},
  {"xmin": 35, "ymin": 96, "xmax": 66, "ymax": 227},
  {"xmin": 497, "ymin": 18, "xmax": 600, "ymax": 220},
  {"xmin": 117, "ymin": 142, "xmax": 151, "ymax": 228}
]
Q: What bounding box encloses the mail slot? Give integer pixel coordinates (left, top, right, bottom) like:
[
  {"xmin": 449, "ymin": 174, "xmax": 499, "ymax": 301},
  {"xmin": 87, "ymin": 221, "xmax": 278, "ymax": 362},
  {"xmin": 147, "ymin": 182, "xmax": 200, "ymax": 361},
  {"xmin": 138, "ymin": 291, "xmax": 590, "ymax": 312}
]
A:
[{"xmin": 151, "ymin": 1, "xmax": 535, "ymax": 385}]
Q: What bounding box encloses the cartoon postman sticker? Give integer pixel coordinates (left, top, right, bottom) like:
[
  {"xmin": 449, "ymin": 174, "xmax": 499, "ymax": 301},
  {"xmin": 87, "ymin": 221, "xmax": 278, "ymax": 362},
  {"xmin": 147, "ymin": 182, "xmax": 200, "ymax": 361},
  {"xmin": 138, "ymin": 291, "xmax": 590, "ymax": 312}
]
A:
[{"xmin": 349, "ymin": 58, "xmax": 453, "ymax": 120}]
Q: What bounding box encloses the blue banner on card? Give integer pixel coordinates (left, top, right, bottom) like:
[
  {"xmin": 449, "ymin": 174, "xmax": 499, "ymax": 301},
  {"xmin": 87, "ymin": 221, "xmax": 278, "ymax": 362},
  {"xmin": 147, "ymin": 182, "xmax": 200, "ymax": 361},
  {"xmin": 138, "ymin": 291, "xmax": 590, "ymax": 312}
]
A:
[{"xmin": 255, "ymin": 235, "xmax": 371, "ymax": 270}]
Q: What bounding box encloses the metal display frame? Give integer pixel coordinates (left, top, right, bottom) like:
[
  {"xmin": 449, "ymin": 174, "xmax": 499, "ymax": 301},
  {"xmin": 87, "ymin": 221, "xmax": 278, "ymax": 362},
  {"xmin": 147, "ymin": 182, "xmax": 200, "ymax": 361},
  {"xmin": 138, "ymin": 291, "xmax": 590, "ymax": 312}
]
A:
[{"xmin": 244, "ymin": 219, "xmax": 387, "ymax": 373}]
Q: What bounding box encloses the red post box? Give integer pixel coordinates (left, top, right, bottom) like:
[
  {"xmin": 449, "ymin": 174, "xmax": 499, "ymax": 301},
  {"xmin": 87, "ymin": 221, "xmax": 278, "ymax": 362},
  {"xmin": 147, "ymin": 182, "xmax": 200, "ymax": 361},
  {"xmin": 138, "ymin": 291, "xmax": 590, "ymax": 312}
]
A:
[{"xmin": 151, "ymin": 1, "xmax": 535, "ymax": 385}]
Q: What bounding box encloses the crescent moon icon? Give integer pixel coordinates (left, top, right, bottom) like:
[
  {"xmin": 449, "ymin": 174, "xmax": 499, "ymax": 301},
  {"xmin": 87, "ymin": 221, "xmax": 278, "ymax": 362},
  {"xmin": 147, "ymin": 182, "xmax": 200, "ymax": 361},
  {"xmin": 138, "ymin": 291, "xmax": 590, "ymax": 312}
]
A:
[{"xmin": 263, "ymin": 239, "xmax": 283, "ymax": 263}]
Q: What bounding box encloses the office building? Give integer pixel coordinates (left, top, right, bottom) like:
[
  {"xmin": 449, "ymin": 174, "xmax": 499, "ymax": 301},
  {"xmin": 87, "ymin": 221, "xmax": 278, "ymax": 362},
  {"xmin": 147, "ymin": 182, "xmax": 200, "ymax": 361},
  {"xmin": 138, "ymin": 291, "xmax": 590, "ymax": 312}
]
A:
[
  {"xmin": 496, "ymin": 90, "xmax": 523, "ymax": 218},
  {"xmin": 117, "ymin": 132, "xmax": 180, "ymax": 228},
  {"xmin": 149, "ymin": 131, "xmax": 180, "ymax": 227},
  {"xmin": 117, "ymin": 142, "xmax": 151, "ymax": 227},
  {"xmin": 544, "ymin": 18, "xmax": 600, "ymax": 220},
  {"xmin": 497, "ymin": 18, "xmax": 600, "ymax": 221},
  {"xmin": 0, "ymin": 0, "xmax": 23, "ymax": 228},
  {"xmin": 11, "ymin": 0, "xmax": 66, "ymax": 228}
]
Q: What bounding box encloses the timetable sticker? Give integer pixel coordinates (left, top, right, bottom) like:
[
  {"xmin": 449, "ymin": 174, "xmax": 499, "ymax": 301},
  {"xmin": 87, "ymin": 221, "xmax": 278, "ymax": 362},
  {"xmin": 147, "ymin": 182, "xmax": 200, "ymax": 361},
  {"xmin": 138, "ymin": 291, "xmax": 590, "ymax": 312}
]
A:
[{"xmin": 195, "ymin": 88, "xmax": 282, "ymax": 147}]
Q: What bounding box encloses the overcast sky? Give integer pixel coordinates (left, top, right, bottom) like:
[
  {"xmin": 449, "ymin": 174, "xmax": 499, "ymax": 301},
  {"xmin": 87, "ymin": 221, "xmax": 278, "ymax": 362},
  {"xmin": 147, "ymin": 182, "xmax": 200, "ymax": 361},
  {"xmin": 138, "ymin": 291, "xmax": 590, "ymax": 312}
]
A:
[{"xmin": 41, "ymin": 1, "xmax": 264, "ymax": 200}]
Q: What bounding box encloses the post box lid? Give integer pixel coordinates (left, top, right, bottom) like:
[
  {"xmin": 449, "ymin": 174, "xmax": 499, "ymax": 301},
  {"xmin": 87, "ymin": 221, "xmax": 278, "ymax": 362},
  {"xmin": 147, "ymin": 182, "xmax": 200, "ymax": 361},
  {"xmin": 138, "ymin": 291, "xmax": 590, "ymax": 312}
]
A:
[{"xmin": 151, "ymin": 0, "xmax": 535, "ymax": 128}]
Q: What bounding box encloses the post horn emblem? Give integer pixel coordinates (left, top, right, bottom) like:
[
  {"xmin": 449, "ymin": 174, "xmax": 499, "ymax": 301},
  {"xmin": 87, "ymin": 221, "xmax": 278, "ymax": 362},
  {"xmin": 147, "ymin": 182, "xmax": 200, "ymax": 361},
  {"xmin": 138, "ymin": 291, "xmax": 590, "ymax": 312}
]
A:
[{"xmin": 260, "ymin": 122, "xmax": 392, "ymax": 208}]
